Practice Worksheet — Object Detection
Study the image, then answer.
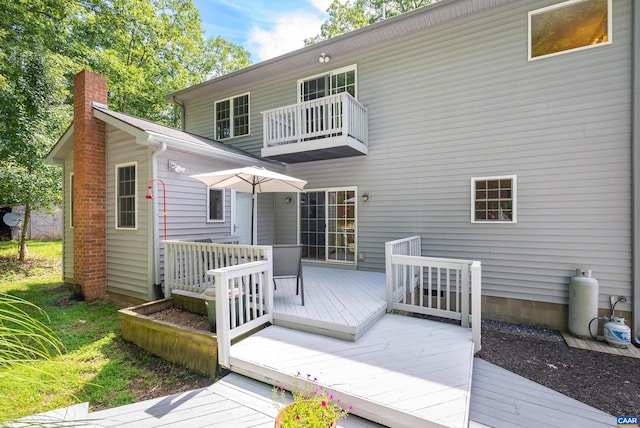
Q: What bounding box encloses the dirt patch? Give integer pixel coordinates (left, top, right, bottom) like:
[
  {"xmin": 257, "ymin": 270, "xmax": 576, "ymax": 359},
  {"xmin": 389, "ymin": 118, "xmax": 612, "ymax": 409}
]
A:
[
  {"xmin": 147, "ymin": 307, "xmax": 211, "ymax": 331},
  {"xmin": 477, "ymin": 322, "xmax": 640, "ymax": 416}
]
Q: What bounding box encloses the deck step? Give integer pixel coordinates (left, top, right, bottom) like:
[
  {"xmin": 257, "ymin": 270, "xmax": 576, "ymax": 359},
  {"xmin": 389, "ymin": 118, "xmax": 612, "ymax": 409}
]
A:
[{"xmin": 229, "ymin": 314, "xmax": 475, "ymax": 428}]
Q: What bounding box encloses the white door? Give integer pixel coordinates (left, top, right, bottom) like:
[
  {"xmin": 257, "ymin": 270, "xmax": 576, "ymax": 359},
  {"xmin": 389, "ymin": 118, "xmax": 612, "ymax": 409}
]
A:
[{"xmin": 234, "ymin": 191, "xmax": 253, "ymax": 244}]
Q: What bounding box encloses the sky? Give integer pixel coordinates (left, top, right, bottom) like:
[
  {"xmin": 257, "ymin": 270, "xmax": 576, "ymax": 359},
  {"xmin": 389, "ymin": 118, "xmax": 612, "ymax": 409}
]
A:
[{"xmin": 191, "ymin": 0, "xmax": 335, "ymax": 63}]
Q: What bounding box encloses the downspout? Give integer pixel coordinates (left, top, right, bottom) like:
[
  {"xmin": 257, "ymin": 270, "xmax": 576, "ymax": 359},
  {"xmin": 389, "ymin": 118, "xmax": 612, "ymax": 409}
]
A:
[
  {"xmin": 150, "ymin": 142, "xmax": 167, "ymax": 299},
  {"xmin": 633, "ymin": 0, "xmax": 640, "ymax": 346},
  {"xmin": 172, "ymin": 96, "xmax": 186, "ymax": 131}
]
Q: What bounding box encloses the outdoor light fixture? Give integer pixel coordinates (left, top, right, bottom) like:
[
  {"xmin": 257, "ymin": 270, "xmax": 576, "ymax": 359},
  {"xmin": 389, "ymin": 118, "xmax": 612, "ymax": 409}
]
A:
[
  {"xmin": 362, "ymin": 193, "xmax": 369, "ymax": 202},
  {"xmin": 284, "ymin": 196, "xmax": 293, "ymax": 204},
  {"xmin": 168, "ymin": 160, "xmax": 185, "ymax": 173},
  {"xmin": 318, "ymin": 53, "xmax": 330, "ymax": 63}
]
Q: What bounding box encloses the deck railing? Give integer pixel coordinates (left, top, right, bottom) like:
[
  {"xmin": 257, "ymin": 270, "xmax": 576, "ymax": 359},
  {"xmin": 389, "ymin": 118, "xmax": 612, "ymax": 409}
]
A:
[
  {"xmin": 163, "ymin": 241, "xmax": 271, "ymax": 296},
  {"xmin": 385, "ymin": 236, "xmax": 482, "ymax": 351},
  {"xmin": 262, "ymin": 92, "xmax": 368, "ymax": 147},
  {"xmin": 163, "ymin": 241, "xmax": 274, "ymax": 369},
  {"xmin": 209, "ymin": 258, "xmax": 273, "ymax": 368}
]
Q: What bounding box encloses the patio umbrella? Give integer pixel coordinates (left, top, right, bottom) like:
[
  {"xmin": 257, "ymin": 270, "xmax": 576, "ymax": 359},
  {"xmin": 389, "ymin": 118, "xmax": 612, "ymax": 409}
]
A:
[{"xmin": 190, "ymin": 166, "xmax": 307, "ymax": 244}]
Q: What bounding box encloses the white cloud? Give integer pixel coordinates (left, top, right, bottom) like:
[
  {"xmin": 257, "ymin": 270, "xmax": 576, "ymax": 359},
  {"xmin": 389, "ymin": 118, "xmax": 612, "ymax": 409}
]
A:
[
  {"xmin": 309, "ymin": 0, "xmax": 334, "ymax": 12},
  {"xmin": 248, "ymin": 11, "xmax": 326, "ymax": 61}
]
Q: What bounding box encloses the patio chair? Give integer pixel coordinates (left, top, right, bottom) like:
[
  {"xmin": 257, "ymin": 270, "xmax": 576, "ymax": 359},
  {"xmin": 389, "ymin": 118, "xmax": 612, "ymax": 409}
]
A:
[{"xmin": 272, "ymin": 244, "xmax": 304, "ymax": 306}]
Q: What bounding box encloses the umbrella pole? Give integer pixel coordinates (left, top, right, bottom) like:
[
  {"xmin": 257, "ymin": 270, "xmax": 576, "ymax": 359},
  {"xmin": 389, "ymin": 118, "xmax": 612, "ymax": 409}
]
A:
[{"xmin": 251, "ymin": 189, "xmax": 256, "ymax": 245}]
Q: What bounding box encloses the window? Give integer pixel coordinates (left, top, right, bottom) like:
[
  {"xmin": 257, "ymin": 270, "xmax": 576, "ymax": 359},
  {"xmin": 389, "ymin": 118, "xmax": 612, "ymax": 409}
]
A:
[
  {"xmin": 529, "ymin": 0, "xmax": 611, "ymax": 61},
  {"xmin": 116, "ymin": 162, "xmax": 137, "ymax": 229},
  {"xmin": 215, "ymin": 93, "xmax": 250, "ymax": 139},
  {"xmin": 69, "ymin": 173, "xmax": 74, "ymax": 228},
  {"xmin": 472, "ymin": 176, "xmax": 517, "ymax": 223},
  {"xmin": 300, "ymin": 187, "xmax": 357, "ymax": 264},
  {"xmin": 207, "ymin": 188, "xmax": 225, "ymax": 222},
  {"xmin": 298, "ymin": 65, "xmax": 357, "ymax": 102}
]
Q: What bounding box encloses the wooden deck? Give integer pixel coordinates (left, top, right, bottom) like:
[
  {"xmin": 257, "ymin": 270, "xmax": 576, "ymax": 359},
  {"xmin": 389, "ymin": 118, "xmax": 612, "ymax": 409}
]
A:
[
  {"xmin": 272, "ymin": 265, "xmax": 387, "ymax": 341},
  {"xmin": 82, "ymin": 360, "xmax": 614, "ymax": 427},
  {"xmin": 60, "ymin": 264, "xmax": 613, "ymax": 427},
  {"xmin": 229, "ymin": 314, "xmax": 475, "ymax": 428}
]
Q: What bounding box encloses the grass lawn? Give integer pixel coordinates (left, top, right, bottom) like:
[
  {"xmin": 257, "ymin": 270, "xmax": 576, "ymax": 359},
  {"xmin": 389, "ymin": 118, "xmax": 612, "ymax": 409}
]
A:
[{"xmin": 0, "ymin": 240, "xmax": 210, "ymax": 422}]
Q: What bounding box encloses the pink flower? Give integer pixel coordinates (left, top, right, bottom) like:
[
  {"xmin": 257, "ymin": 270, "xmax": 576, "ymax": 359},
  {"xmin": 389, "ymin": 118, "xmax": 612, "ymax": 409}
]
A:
[
  {"xmin": 349, "ymin": 405, "xmax": 353, "ymax": 411},
  {"xmin": 322, "ymin": 400, "xmax": 327, "ymax": 407}
]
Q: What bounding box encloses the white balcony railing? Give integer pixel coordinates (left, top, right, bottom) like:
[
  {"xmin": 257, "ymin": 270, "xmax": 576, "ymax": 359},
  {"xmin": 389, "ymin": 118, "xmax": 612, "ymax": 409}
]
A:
[
  {"xmin": 385, "ymin": 236, "xmax": 482, "ymax": 352},
  {"xmin": 262, "ymin": 92, "xmax": 368, "ymax": 148}
]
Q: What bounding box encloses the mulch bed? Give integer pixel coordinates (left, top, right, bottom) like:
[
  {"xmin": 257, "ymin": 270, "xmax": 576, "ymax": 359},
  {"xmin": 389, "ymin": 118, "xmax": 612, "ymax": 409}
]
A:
[{"xmin": 477, "ymin": 323, "xmax": 640, "ymax": 416}]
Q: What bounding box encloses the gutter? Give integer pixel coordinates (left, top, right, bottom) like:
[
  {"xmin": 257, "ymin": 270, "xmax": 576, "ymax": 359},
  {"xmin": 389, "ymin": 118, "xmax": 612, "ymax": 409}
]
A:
[
  {"xmin": 142, "ymin": 141, "xmax": 167, "ymax": 299},
  {"xmin": 633, "ymin": 0, "xmax": 640, "ymax": 347}
]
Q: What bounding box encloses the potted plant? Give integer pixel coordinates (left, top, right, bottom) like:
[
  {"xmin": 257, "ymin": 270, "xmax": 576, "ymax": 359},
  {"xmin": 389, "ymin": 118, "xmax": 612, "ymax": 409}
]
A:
[{"xmin": 273, "ymin": 373, "xmax": 351, "ymax": 427}]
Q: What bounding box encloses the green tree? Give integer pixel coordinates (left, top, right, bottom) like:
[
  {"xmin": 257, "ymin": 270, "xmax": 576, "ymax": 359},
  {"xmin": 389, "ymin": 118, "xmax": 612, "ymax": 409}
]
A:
[
  {"xmin": 0, "ymin": 1, "xmax": 72, "ymax": 261},
  {"xmin": 0, "ymin": 52, "xmax": 66, "ymax": 261},
  {"xmin": 306, "ymin": 0, "xmax": 433, "ymax": 45},
  {"xmin": 70, "ymin": 0, "xmax": 250, "ymax": 126}
]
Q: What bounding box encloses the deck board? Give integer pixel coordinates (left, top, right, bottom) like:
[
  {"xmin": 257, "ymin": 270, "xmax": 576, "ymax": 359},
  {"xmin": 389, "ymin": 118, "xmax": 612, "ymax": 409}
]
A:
[
  {"xmin": 83, "ymin": 359, "xmax": 614, "ymax": 428},
  {"xmin": 272, "ymin": 266, "xmax": 387, "ymax": 340},
  {"xmin": 229, "ymin": 314, "xmax": 475, "ymax": 428}
]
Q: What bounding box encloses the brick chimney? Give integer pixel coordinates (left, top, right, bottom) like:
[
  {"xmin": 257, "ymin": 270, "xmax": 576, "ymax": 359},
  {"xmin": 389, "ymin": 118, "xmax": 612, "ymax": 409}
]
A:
[{"xmin": 73, "ymin": 70, "xmax": 108, "ymax": 300}]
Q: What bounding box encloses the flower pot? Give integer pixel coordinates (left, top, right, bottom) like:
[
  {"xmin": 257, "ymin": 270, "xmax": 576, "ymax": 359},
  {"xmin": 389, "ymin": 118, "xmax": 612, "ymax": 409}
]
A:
[{"xmin": 274, "ymin": 401, "xmax": 338, "ymax": 428}]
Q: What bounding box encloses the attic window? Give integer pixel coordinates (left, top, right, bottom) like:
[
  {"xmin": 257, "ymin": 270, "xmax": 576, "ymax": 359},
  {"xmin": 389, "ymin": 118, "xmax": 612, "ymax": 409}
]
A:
[{"xmin": 529, "ymin": 0, "xmax": 611, "ymax": 61}]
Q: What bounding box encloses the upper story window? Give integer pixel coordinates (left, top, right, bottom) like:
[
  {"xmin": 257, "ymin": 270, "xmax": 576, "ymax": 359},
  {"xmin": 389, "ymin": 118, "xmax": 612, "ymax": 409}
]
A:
[
  {"xmin": 471, "ymin": 176, "xmax": 517, "ymax": 223},
  {"xmin": 116, "ymin": 162, "xmax": 137, "ymax": 229},
  {"xmin": 529, "ymin": 0, "xmax": 611, "ymax": 61},
  {"xmin": 215, "ymin": 93, "xmax": 250, "ymax": 140},
  {"xmin": 298, "ymin": 65, "xmax": 357, "ymax": 102},
  {"xmin": 207, "ymin": 188, "xmax": 225, "ymax": 222}
]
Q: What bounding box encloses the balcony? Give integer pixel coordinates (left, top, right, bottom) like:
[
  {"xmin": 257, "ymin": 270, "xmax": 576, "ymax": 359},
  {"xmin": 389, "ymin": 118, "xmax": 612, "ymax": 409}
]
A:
[{"xmin": 261, "ymin": 92, "xmax": 368, "ymax": 163}]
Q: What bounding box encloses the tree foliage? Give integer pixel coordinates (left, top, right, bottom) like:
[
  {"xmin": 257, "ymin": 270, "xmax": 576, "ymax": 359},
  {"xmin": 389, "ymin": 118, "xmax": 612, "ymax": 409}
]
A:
[
  {"xmin": 306, "ymin": 0, "xmax": 433, "ymax": 45},
  {"xmin": 0, "ymin": 0, "xmax": 250, "ymax": 261}
]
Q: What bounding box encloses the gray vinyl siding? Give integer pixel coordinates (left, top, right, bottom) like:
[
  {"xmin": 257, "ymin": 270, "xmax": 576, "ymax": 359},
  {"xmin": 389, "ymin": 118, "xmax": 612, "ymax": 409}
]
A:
[
  {"xmin": 106, "ymin": 127, "xmax": 152, "ymax": 300},
  {"xmin": 183, "ymin": 0, "xmax": 633, "ymax": 314},
  {"xmin": 290, "ymin": 0, "xmax": 632, "ymax": 312},
  {"xmin": 184, "ymin": 97, "xmax": 214, "ymax": 139},
  {"xmin": 63, "ymin": 157, "xmax": 74, "ymax": 285},
  {"xmin": 155, "ymin": 152, "xmax": 240, "ymax": 240}
]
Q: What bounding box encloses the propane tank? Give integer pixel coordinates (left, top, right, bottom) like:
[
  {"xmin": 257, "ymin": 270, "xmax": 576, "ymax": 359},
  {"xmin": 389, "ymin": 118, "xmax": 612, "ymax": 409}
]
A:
[
  {"xmin": 568, "ymin": 269, "xmax": 599, "ymax": 338},
  {"xmin": 603, "ymin": 316, "xmax": 632, "ymax": 348}
]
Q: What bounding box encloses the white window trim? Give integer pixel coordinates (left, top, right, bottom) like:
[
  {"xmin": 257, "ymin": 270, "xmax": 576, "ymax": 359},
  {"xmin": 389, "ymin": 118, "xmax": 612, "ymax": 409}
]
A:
[
  {"xmin": 115, "ymin": 161, "xmax": 138, "ymax": 230},
  {"xmin": 471, "ymin": 175, "xmax": 517, "ymax": 224},
  {"xmin": 528, "ymin": 0, "xmax": 612, "ymax": 61},
  {"xmin": 301, "ymin": 186, "xmax": 358, "ymax": 265},
  {"xmin": 207, "ymin": 187, "xmax": 225, "ymax": 223},
  {"xmin": 297, "ymin": 64, "xmax": 358, "ymax": 102},
  {"xmin": 214, "ymin": 92, "xmax": 251, "ymax": 140},
  {"xmin": 69, "ymin": 172, "xmax": 74, "ymax": 229}
]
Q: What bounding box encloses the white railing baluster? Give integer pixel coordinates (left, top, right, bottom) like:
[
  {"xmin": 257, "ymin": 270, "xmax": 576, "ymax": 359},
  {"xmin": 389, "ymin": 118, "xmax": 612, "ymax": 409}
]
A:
[
  {"xmin": 262, "ymin": 92, "xmax": 368, "ymax": 147},
  {"xmin": 385, "ymin": 236, "xmax": 482, "ymax": 353}
]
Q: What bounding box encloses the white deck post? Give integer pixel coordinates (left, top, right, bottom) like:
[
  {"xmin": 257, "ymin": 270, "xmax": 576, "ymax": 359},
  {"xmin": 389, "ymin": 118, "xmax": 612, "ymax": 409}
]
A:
[
  {"xmin": 471, "ymin": 261, "xmax": 482, "ymax": 352},
  {"xmin": 385, "ymin": 241, "xmax": 393, "ymax": 312},
  {"xmin": 213, "ymin": 269, "xmax": 232, "ymax": 369}
]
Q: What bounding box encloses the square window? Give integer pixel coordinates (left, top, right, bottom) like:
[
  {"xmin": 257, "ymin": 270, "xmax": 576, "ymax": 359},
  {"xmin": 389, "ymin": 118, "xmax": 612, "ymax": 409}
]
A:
[
  {"xmin": 471, "ymin": 176, "xmax": 517, "ymax": 223},
  {"xmin": 529, "ymin": 0, "xmax": 611, "ymax": 61}
]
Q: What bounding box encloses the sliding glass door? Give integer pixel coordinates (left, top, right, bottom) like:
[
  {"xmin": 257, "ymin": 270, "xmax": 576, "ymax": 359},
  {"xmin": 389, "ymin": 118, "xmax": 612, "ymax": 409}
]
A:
[{"xmin": 300, "ymin": 188, "xmax": 356, "ymax": 264}]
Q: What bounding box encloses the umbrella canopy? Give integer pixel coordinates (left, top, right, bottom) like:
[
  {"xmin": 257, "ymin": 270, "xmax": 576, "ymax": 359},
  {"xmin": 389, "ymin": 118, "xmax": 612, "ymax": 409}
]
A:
[{"xmin": 190, "ymin": 166, "xmax": 307, "ymax": 244}]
